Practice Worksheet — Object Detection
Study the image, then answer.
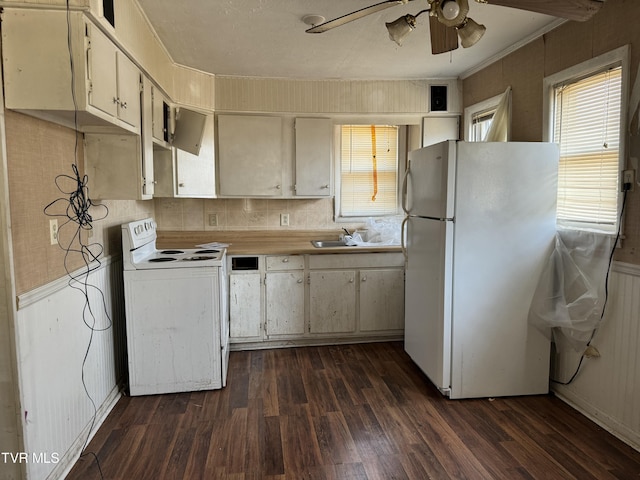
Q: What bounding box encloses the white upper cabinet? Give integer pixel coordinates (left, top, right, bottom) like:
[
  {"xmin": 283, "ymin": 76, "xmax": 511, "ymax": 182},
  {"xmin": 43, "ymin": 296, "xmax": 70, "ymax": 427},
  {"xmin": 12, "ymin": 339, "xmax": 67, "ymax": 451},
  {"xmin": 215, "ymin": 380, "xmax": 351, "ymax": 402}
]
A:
[
  {"xmin": 154, "ymin": 113, "xmax": 216, "ymax": 198},
  {"xmin": 175, "ymin": 114, "xmax": 216, "ymax": 197},
  {"xmin": 86, "ymin": 23, "xmax": 141, "ymax": 129},
  {"xmin": 294, "ymin": 118, "xmax": 333, "ymax": 197},
  {"xmin": 217, "ymin": 115, "xmax": 334, "ymax": 198},
  {"xmin": 2, "ymin": 8, "xmax": 141, "ymax": 134},
  {"xmin": 217, "ymin": 115, "xmax": 284, "ymax": 197}
]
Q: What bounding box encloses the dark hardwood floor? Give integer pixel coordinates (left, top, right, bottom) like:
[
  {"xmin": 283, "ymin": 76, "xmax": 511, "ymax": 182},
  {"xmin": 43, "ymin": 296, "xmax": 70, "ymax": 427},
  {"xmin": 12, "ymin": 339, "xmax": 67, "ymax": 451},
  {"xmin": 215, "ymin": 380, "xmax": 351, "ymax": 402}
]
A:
[{"xmin": 67, "ymin": 342, "xmax": 640, "ymax": 479}]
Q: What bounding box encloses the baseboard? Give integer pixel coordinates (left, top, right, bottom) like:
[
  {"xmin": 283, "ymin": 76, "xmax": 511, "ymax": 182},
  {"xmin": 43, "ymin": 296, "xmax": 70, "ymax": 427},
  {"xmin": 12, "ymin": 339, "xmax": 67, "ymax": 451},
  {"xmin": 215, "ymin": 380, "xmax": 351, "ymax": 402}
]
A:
[
  {"xmin": 230, "ymin": 334, "xmax": 404, "ymax": 351},
  {"xmin": 553, "ymin": 386, "xmax": 640, "ymax": 453},
  {"xmin": 47, "ymin": 384, "xmax": 123, "ymax": 480}
]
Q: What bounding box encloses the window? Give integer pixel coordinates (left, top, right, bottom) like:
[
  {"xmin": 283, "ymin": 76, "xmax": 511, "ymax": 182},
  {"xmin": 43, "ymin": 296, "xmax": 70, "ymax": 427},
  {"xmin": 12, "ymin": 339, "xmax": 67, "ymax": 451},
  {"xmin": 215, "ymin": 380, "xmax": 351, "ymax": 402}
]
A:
[
  {"xmin": 464, "ymin": 87, "xmax": 511, "ymax": 142},
  {"xmin": 543, "ymin": 46, "xmax": 628, "ymax": 233},
  {"xmin": 470, "ymin": 108, "xmax": 496, "ymax": 141},
  {"xmin": 338, "ymin": 125, "xmax": 399, "ymax": 217}
]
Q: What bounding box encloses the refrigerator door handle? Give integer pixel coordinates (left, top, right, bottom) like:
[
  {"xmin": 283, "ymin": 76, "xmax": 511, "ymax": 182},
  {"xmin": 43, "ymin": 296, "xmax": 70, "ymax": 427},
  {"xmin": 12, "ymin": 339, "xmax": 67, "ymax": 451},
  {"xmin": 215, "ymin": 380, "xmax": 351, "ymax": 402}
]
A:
[
  {"xmin": 401, "ymin": 163, "xmax": 410, "ymax": 214},
  {"xmin": 401, "ymin": 216, "xmax": 408, "ymax": 262}
]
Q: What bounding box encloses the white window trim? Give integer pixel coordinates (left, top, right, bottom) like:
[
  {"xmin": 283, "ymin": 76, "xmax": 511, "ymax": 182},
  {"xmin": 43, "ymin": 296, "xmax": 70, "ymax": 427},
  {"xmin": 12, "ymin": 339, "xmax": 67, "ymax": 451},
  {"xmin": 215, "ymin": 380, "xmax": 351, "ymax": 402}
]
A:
[
  {"xmin": 333, "ymin": 124, "xmax": 408, "ymax": 223},
  {"xmin": 542, "ymin": 44, "xmax": 630, "ymax": 234},
  {"xmin": 463, "ymin": 92, "xmax": 503, "ymax": 141}
]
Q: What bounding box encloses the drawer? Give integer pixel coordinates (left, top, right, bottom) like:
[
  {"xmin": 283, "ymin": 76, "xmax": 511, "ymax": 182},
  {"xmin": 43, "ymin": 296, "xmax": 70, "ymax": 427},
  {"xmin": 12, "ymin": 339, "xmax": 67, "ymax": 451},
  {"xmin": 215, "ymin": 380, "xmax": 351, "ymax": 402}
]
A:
[
  {"xmin": 308, "ymin": 252, "xmax": 405, "ymax": 269},
  {"xmin": 266, "ymin": 255, "xmax": 304, "ymax": 271}
]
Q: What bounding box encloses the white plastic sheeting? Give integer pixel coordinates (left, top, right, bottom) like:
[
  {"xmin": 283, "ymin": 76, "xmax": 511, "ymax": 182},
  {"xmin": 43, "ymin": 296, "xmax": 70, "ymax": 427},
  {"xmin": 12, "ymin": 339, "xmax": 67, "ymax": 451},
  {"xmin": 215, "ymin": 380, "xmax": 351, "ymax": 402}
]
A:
[
  {"xmin": 529, "ymin": 228, "xmax": 616, "ymax": 351},
  {"xmin": 346, "ymin": 217, "xmax": 402, "ymax": 246},
  {"xmin": 483, "ymin": 86, "xmax": 511, "ymax": 142}
]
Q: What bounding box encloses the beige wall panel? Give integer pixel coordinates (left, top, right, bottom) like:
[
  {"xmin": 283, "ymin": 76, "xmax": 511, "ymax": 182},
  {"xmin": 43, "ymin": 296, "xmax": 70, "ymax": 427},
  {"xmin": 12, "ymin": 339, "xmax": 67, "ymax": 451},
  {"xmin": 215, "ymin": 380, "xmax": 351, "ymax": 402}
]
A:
[
  {"xmin": 215, "ymin": 77, "xmax": 434, "ymax": 114},
  {"xmin": 542, "ymin": 20, "xmax": 594, "ymax": 78},
  {"xmin": 114, "ymin": 0, "xmax": 174, "ymax": 95},
  {"xmin": 4, "ymin": 110, "xmax": 85, "ymax": 294},
  {"xmin": 503, "ymin": 39, "xmax": 545, "ymax": 142},
  {"xmin": 462, "ymin": 61, "xmax": 504, "ymax": 110},
  {"xmin": 172, "ymin": 66, "xmax": 215, "ymax": 110}
]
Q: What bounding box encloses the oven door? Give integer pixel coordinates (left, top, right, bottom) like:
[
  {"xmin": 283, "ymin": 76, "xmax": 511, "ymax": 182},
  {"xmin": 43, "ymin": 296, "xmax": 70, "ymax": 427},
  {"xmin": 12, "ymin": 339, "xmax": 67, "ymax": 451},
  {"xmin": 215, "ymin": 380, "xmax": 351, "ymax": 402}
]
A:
[{"xmin": 124, "ymin": 267, "xmax": 223, "ymax": 395}]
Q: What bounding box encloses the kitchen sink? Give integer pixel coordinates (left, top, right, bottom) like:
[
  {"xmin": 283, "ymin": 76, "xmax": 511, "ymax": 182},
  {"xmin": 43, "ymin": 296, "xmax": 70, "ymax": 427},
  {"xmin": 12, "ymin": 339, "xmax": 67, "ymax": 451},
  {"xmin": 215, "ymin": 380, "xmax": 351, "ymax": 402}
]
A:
[{"xmin": 311, "ymin": 240, "xmax": 351, "ymax": 248}]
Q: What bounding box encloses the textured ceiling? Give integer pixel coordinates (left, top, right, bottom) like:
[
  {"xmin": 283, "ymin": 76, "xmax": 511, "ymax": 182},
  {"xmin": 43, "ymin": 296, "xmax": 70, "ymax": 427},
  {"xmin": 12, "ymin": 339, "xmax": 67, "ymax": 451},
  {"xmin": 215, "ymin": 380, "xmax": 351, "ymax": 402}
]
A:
[{"xmin": 137, "ymin": 0, "xmax": 564, "ymax": 80}]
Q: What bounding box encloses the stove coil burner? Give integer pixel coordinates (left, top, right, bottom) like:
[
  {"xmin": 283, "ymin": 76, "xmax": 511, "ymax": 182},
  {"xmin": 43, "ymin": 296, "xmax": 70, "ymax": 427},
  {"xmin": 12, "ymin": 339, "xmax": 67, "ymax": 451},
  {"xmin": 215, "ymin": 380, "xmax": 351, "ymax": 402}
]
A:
[
  {"xmin": 149, "ymin": 257, "xmax": 177, "ymax": 263},
  {"xmin": 195, "ymin": 249, "xmax": 220, "ymax": 254},
  {"xmin": 182, "ymin": 256, "xmax": 215, "ymax": 261},
  {"xmin": 160, "ymin": 250, "xmax": 184, "ymax": 254}
]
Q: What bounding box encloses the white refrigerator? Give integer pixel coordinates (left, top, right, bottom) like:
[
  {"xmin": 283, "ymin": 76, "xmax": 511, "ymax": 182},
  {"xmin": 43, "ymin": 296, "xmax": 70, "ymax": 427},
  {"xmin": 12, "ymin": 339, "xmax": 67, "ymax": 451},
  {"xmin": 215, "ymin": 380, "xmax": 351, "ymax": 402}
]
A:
[{"xmin": 403, "ymin": 140, "xmax": 558, "ymax": 399}]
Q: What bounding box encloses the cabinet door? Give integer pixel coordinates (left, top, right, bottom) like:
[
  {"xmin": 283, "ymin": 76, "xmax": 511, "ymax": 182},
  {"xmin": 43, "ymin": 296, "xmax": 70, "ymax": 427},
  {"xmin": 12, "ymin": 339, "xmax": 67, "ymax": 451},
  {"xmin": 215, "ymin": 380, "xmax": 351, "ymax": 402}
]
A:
[
  {"xmin": 217, "ymin": 115, "xmax": 283, "ymax": 196},
  {"xmin": 309, "ymin": 270, "xmax": 356, "ymax": 334},
  {"xmin": 115, "ymin": 51, "xmax": 141, "ymax": 129},
  {"xmin": 359, "ymin": 269, "xmax": 405, "ymax": 332},
  {"xmin": 85, "ymin": 134, "xmax": 144, "ymax": 200},
  {"xmin": 295, "ymin": 118, "xmax": 332, "ymax": 196},
  {"xmin": 265, "ymin": 271, "xmax": 305, "ymax": 336},
  {"xmin": 152, "ymin": 85, "xmax": 170, "ymax": 143},
  {"xmin": 229, "ymin": 273, "xmax": 262, "ymax": 340},
  {"xmin": 140, "ymin": 75, "xmax": 154, "ymax": 197},
  {"xmin": 87, "ymin": 23, "xmax": 118, "ymax": 118},
  {"xmin": 175, "ymin": 114, "xmax": 215, "ymax": 197}
]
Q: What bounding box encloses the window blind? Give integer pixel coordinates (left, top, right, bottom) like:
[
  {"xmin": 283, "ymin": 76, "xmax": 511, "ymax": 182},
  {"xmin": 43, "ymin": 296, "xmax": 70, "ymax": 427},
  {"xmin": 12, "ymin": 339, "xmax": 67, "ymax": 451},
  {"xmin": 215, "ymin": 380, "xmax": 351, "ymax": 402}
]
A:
[
  {"xmin": 554, "ymin": 67, "xmax": 622, "ymax": 232},
  {"xmin": 340, "ymin": 125, "xmax": 398, "ymax": 217},
  {"xmin": 471, "ymin": 109, "xmax": 495, "ymax": 142}
]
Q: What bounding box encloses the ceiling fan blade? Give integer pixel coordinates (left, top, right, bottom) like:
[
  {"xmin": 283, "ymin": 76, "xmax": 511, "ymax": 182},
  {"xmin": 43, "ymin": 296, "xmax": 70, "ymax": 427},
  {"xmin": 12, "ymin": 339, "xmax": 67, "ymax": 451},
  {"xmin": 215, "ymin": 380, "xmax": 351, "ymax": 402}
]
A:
[
  {"xmin": 429, "ymin": 15, "xmax": 459, "ymax": 54},
  {"xmin": 481, "ymin": 0, "xmax": 604, "ymax": 22},
  {"xmin": 306, "ymin": 0, "xmax": 409, "ymax": 33}
]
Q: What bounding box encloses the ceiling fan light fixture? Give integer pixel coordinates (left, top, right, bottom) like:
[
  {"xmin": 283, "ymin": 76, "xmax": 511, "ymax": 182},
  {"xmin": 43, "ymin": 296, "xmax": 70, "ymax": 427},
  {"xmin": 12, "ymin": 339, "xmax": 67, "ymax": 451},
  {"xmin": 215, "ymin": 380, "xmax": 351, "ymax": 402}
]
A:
[
  {"xmin": 457, "ymin": 17, "xmax": 486, "ymax": 48},
  {"xmin": 385, "ymin": 14, "xmax": 417, "ymax": 46},
  {"xmin": 441, "ymin": 0, "xmax": 461, "ymax": 20},
  {"xmin": 436, "ymin": 0, "xmax": 469, "ymax": 27}
]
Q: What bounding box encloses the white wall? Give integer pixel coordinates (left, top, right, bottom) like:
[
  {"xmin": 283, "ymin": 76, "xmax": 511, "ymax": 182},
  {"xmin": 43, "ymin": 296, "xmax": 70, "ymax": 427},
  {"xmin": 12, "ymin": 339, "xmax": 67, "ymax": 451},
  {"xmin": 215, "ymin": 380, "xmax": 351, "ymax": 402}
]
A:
[
  {"xmin": 552, "ymin": 262, "xmax": 640, "ymax": 451},
  {"xmin": 14, "ymin": 257, "xmax": 126, "ymax": 479}
]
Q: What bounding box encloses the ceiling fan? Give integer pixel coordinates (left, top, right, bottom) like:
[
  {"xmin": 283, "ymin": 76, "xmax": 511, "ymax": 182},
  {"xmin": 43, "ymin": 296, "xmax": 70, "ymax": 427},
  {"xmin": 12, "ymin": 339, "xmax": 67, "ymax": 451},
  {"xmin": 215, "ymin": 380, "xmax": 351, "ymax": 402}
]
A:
[{"xmin": 305, "ymin": 0, "xmax": 605, "ymax": 55}]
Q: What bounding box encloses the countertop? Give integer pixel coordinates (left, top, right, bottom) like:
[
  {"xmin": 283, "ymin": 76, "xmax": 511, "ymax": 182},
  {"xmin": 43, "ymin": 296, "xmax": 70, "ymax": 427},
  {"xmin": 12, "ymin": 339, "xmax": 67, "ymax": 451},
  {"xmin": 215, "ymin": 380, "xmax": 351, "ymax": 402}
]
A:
[{"xmin": 156, "ymin": 230, "xmax": 402, "ymax": 255}]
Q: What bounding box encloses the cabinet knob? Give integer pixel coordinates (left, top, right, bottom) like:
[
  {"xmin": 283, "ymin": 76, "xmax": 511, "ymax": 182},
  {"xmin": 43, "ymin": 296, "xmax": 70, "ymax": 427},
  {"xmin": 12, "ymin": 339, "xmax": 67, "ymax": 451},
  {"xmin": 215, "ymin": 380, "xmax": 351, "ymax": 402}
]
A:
[
  {"xmin": 282, "ymin": 258, "xmax": 289, "ymax": 263},
  {"xmin": 321, "ymin": 184, "xmax": 329, "ymax": 189},
  {"xmin": 178, "ymin": 183, "xmax": 185, "ymax": 187},
  {"xmin": 349, "ymin": 278, "xmax": 354, "ymax": 283},
  {"xmin": 121, "ymin": 101, "xmax": 128, "ymax": 109},
  {"xmin": 275, "ymin": 184, "xmax": 281, "ymax": 190},
  {"xmin": 112, "ymin": 97, "xmax": 120, "ymax": 105},
  {"xmin": 361, "ymin": 276, "xmax": 367, "ymax": 282},
  {"xmin": 297, "ymin": 279, "xmax": 303, "ymax": 283}
]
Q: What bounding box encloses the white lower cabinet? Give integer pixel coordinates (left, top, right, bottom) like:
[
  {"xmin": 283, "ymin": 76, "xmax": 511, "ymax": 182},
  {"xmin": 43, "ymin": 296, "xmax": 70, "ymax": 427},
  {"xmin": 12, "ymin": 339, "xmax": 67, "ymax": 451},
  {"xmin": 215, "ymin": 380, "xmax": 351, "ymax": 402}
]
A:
[
  {"xmin": 266, "ymin": 271, "xmax": 305, "ymax": 336},
  {"xmin": 229, "ymin": 272, "xmax": 262, "ymax": 341},
  {"xmin": 359, "ymin": 268, "xmax": 405, "ymax": 331},
  {"xmin": 227, "ymin": 252, "xmax": 404, "ymax": 348},
  {"xmin": 308, "ymin": 253, "xmax": 405, "ymax": 336},
  {"xmin": 309, "ymin": 270, "xmax": 356, "ymax": 334},
  {"xmin": 228, "ymin": 256, "xmax": 263, "ymax": 343}
]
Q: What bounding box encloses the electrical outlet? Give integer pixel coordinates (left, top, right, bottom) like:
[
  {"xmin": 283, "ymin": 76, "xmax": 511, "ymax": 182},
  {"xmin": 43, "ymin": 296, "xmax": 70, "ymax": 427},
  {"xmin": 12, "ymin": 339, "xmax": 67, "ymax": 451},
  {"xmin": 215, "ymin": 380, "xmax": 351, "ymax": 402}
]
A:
[
  {"xmin": 622, "ymin": 169, "xmax": 635, "ymax": 191},
  {"xmin": 49, "ymin": 219, "xmax": 58, "ymax": 245},
  {"xmin": 208, "ymin": 213, "xmax": 218, "ymax": 226},
  {"xmin": 280, "ymin": 213, "xmax": 290, "ymax": 227}
]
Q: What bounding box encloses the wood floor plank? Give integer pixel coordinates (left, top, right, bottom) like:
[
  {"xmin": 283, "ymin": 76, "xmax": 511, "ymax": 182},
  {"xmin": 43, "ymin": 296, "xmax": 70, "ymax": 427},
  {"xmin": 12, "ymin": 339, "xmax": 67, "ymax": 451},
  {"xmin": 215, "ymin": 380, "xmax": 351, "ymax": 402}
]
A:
[{"xmin": 65, "ymin": 342, "xmax": 640, "ymax": 479}]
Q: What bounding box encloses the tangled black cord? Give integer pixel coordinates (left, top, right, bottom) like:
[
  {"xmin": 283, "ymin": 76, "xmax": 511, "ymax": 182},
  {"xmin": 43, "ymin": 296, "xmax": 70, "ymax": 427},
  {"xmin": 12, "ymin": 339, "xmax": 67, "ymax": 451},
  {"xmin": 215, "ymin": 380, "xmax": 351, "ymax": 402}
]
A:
[
  {"xmin": 38, "ymin": 3, "xmax": 111, "ymax": 477},
  {"xmin": 43, "ymin": 157, "xmax": 111, "ymax": 479}
]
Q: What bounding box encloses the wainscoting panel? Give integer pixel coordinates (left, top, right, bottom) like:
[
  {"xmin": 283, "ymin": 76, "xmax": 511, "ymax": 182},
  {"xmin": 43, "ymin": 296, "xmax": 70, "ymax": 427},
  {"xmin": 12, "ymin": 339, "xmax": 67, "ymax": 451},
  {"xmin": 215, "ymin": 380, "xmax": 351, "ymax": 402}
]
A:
[
  {"xmin": 552, "ymin": 261, "xmax": 640, "ymax": 451},
  {"xmin": 15, "ymin": 256, "xmax": 126, "ymax": 479}
]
